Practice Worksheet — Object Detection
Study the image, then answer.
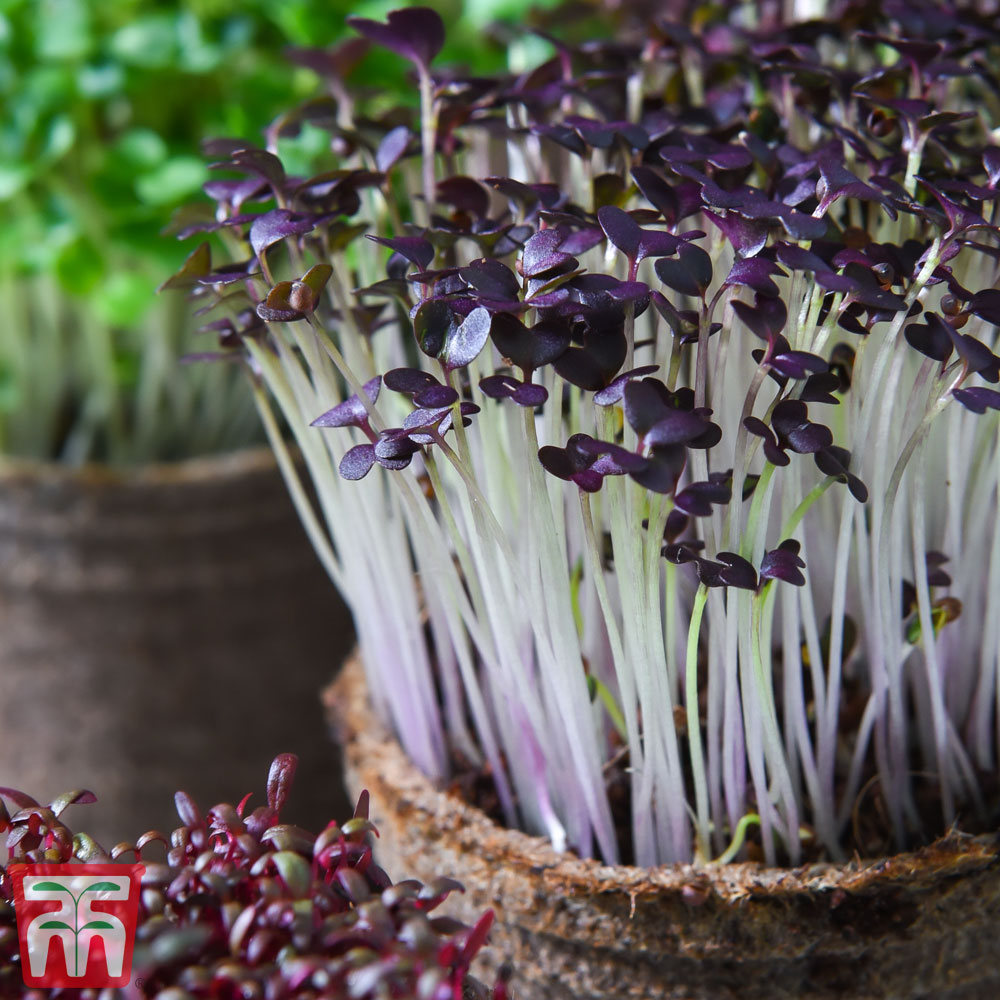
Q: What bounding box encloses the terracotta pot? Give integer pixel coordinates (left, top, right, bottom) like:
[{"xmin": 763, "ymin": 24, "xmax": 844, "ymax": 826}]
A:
[
  {"xmin": 0, "ymin": 448, "xmax": 353, "ymax": 847},
  {"xmin": 327, "ymin": 651, "xmax": 1000, "ymax": 1000}
]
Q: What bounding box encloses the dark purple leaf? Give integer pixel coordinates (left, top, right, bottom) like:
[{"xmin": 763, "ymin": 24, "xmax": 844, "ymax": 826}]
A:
[
  {"xmin": 367, "ymin": 235, "xmax": 434, "ymax": 270},
  {"xmin": 725, "ymin": 258, "xmax": 785, "ymax": 297},
  {"xmin": 815, "ymin": 446, "xmax": 868, "ymax": 502},
  {"xmin": 512, "ymin": 382, "xmax": 548, "ymax": 406},
  {"xmin": 598, "ymin": 206, "xmax": 642, "ymax": 260},
  {"xmin": 437, "ymin": 176, "xmax": 491, "ymax": 219},
  {"xmin": 655, "ymin": 257, "xmax": 700, "ymax": 298},
  {"xmin": 229, "ymin": 147, "xmax": 286, "ymax": 191},
  {"xmin": 905, "ymin": 314, "xmax": 953, "ymax": 362},
  {"xmin": 376, "ymin": 126, "xmax": 412, "ymax": 172},
  {"xmin": 967, "ymin": 289, "xmax": 1000, "ymax": 325},
  {"xmin": 774, "ymin": 242, "xmax": 832, "ymax": 274},
  {"xmin": 770, "ymin": 350, "xmax": 828, "ymax": 380},
  {"xmin": 533, "ymin": 123, "xmax": 587, "ymax": 156},
  {"xmin": 490, "ymin": 314, "xmax": 569, "ymax": 372},
  {"xmin": 806, "ymin": 365, "xmax": 844, "ymax": 402},
  {"xmin": 158, "ymin": 242, "xmax": 211, "ymax": 291},
  {"xmin": 250, "ymin": 210, "xmax": 315, "ymax": 261},
  {"xmin": 521, "ymin": 229, "xmax": 576, "ymax": 278},
  {"xmin": 606, "ymin": 280, "xmax": 651, "ymax": 305},
  {"xmin": 347, "ymin": 7, "xmax": 445, "ymax": 70},
  {"xmin": 558, "ymin": 227, "xmax": 604, "ymax": 256},
  {"xmin": 637, "ymin": 229, "xmax": 681, "ymax": 262},
  {"xmin": 645, "ymin": 409, "xmax": 714, "ymax": 448},
  {"xmin": 631, "ymin": 166, "xmax": 679, "ymax": 227},
  {"xmin": 479, "ymin": 374, "xmax": 519, "ymax": 399},
  {"xmin": 460, "ymin": 259, "xmax": 520, "ymax": 301},
  {"xmin": 413, "ymin": 299, "xmax": 457, "ymax": 358},
  {"xmin": 630, "ymin": 443, "xmax": 687, "ymax": 494},
  {"xmin": 414, "ymin": 384, "xmax": 459, "ymax": 408},
  {"xmin": 731, "ymin": 295, "xmax": 788, "ymax": 342},
  {"xmin": 760, "ymin": 540, "xmax": 806, "ymax": 587},
  {"xmin": 384, "ymin": 368, "xmax": 440, "ymax": 395},
  {"xmin": 744, "ymin": 416, "xmax": 790, "ymax": 467},
  {"xmin": 594, "ymin": 365, "xmax": 660, "ymax": 406},
  {"xmin": 703, "ymin": 211, "xmax": 768, "ymax": 257},
  {"xmin": 441, "ymin": 306, "xmax": 491, "ymax": 371},
  {"xmin": 953, "ymin": 387, "xmax": 1000, "ymax": 413},
  {"xmin": 374, "ymin": 432, "xmax": 421, "ymax": 467},
  {"xmin": 674, "ymin": 478, "xmax": 732, "ymax": 516},
  {"xmin": 340, "ymin": 444, "xmax": 377, "ymax": 480},
  {"xmin": 311, "ymin": 376, "xmax": 382, "ymax": 429},
  {"xmin": 714, "ymin": 552, "xmax": 758, "ymax": 590},
  {"xmin": 772, "ymin": 399, "xmax": 833, "ymax": 454},
  {"xmin": 924, "ymin": 551, "xmax": 952, "ymax": 588}
]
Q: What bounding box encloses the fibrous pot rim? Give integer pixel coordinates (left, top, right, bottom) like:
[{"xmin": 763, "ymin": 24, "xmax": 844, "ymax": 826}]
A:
[
  {"xmin": 0, "ymin": 445, "xmax": 278, "ymax": 490},
  {"xmin": 327, "ymin": 648, "xmax": 1000, "ymax": 905}
]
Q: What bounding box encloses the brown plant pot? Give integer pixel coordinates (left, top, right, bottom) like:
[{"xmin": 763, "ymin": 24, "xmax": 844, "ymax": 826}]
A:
[
  {"xmin": 327, "ymin": 651, "xmax": 1000, "ymax": 1000},
  {"xmin": 0, "ymin": 448, "xmax": 353, "ymax": 847}
]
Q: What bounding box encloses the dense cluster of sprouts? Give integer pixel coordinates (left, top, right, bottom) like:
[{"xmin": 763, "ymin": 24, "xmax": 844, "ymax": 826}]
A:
[
  {"xmin": 170, "ymin": 1, "xmax": 1000, "ymax": 867},
  {"xmin": 1, "ymin": 757, "xmax": 503, "ymax": 999}
]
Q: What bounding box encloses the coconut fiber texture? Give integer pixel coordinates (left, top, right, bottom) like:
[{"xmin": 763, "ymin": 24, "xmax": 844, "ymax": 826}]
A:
[{"xmin": 328, "ymin": 652, "xmax": 1000, "ymax": 1000}]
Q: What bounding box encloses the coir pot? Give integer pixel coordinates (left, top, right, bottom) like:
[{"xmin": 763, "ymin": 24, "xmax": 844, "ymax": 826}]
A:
[
  {"xmin": 328, "ymin": 651, "xmax": 1000, "ymax": 1000},
  {"xmin": 0, "ymin": 448, "xmax": 353, "ymax": 846}
]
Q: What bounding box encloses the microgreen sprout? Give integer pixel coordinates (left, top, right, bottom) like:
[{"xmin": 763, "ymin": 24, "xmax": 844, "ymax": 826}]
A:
[{"xmin": 169, "ymin": 3, "xmax": 1000, "ymax": 866}]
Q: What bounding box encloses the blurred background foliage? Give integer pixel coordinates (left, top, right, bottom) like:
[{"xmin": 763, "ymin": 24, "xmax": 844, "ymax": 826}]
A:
[{"xmin": 0, "ymin": 0, "xmax": 558, "ymax": 463}]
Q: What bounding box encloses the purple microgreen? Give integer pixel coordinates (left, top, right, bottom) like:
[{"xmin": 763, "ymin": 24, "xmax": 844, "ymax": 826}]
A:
[
  {"xmin": 771, "ymin": 399, "xmax": 834, "ymax": 454},
  {"xmin": 593, "ymin": 366, "xmax": 660, "ymax": 406},
  {"xmin": 459, "ymin": 259, "xmax": 521, "ymax": 301},
  {"xmin": 158, "ymin": 242, "xmax": 211, "ymax": 292},
  {"xmin": 731, "ymin": 294, "xmax": 788, "ymax": 343},
  {"xmin": 703, "ymin": 210, "xmax": 769, "ymax": 258},
  {"xmin": 490, "ymin": 314, "xmax": 570, "ymax": 373},
  {"xmin": 347, "ymin": 7, "xmax": 445, "ymax": 71},
  {"xmin": 412, "ymin": 299, "xmax": 457, "ymax": 359},
  {"xmin": 953, "ymin": 386, "xmax": 1000, "ymax": 413},
  {"xmin": 674, "ymin": 476, "xmax": 732, "ymax": 516},
  {"xmin": 374, "ymin": 431, "xmax": 421, "ymax": 469},
  {"xmin": 799, "ymin": 371, "xmax": 841, "ymax": 405},
  {"xmin": 521, "ymin": 229, "xmax": 577, "ymax": 279},
  {"xmin": 724, "ymin": 258, "xmax": 785, "ymax": 297},
  {"xmin": 533, "ymin": 123, "xmax": 587, "ymax": 156},
  {"xmin": 814, "ymin": 445, "xmax": 869, "ymax": 502},
  {"xmin": 256, "ymin": 282, "xmax": 306, "ymax": 323},
  {"xmin": 654, "ymin": 243, "xmax": 713, "ymax": 299},
  {"xmin": 367, "ymin": 234, "xmax": 435, "ymax": 271},
  {"xmin": 631, "ymin": 166, "xmax": 680, "ymax": 227},
  {"xmin": 384, "ymin": 368, "xmax": 442, "ymax": 396},
  {"xmin": 628, "ymin": 444, "xmax": 687, "ymax": 494},
  {"xmin": 479, "ymin": 375, "xmax": 548, "ymax": 407},
  {"xmin": 249, "ymin": 209, "xmax": 316, "ymax": 265},
  {"xmin": 312, "ymin": 376, "xmax": 382, "ymax": 430},
  {"xmin": 376, "ymin": 126, "xmax": 412, "ymax": 173},
  {"xmin": 760, "ymin": 540, "xmax": 806, "ymax": 587},
  {"xmin": 696, "ymin": 552, "xmax": 758, "ymax": 590},
  {"xmin": 415, "ymin": 384, "xmax": 459, "ymax": 408},
  {"xmin": 815, "ymin": 150, "xmax": 896, "ymax": 219},
  {"xmin": 744, "ymin": 416, "xmax": 791, "ymax": 467},
  {"xmin": 905, "ymin": 313, "xmax": 954, "ymax": 362},
  {"xmin": 598, "ymin": 205, "xmax": 642, "ymax": 260},
  {"xmin": 440, "ymin": 306, "xmax": 492, "ymax": 372},
  {"xmin": 437, "ymin": 176, "xmax": 492, "ymax": 220}
]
